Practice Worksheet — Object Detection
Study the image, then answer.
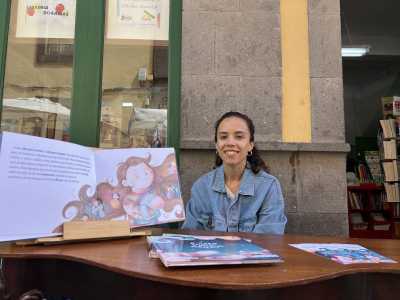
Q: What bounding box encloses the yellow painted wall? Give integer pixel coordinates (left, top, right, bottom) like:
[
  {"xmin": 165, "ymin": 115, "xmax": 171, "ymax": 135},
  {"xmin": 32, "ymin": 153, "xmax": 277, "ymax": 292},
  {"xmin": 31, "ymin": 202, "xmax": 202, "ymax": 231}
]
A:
[{"xmin": 280, "ymin": 0, "xmax": 311, "ymax": 143}]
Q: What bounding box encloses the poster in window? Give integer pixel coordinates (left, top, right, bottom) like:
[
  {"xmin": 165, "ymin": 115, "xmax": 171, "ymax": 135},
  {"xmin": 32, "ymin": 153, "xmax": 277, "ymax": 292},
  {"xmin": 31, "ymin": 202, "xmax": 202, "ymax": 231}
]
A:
[
  {"xmin": 107, "ymin": 0, "xmax": 169, "ymax": 40},
  {"xmin": 16, "ymin": 0, "xmax": 76, "ymax": 39}
]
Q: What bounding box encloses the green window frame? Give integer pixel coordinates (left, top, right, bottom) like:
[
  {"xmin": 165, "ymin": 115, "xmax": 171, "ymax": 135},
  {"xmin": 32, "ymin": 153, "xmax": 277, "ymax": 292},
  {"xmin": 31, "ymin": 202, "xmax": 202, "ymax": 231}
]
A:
[{"xmin": 0, "ymin": 0, "xmax": 181, "ymax": 153}]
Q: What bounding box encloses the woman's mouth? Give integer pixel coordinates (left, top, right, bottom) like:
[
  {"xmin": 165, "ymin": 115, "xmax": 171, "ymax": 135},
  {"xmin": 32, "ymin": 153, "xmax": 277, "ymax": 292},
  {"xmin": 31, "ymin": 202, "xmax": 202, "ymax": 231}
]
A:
[{"xmin": 224, "ymin": 150, "xmax": 238, "ymax": 155}]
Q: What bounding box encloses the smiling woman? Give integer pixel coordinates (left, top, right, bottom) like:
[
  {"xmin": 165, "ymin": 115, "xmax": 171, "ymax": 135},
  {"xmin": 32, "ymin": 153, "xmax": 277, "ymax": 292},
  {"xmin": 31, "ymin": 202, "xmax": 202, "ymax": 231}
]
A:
[{"xmin": 182, "ymin": 111, "xmax": 287, "ymax": 234}]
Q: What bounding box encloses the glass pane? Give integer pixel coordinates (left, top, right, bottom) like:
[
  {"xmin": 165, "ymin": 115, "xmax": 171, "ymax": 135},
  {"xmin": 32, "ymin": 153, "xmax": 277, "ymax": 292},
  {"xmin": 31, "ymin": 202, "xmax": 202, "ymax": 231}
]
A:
[
  {"xmin": 1, "ymin": 0, "xmax": 76, "ymax": 141},
  {"xmin": 100, "ymin": 0, "xmax": 169, "ymax": 148}
]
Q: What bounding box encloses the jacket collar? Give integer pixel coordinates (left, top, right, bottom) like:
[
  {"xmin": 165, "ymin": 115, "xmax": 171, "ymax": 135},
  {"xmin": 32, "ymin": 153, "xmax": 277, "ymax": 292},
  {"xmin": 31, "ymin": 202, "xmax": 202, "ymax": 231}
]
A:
[{"xmin": 212, "ymin": 165, "xmax": 255, "ymax": 196}]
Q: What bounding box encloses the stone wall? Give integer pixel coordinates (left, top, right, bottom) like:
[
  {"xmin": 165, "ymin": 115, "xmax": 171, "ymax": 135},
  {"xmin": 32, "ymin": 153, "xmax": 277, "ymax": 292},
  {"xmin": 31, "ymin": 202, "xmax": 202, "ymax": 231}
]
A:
[{"xmin": 179, "ymin": 0, "xmax": 349, "ymax": 236}]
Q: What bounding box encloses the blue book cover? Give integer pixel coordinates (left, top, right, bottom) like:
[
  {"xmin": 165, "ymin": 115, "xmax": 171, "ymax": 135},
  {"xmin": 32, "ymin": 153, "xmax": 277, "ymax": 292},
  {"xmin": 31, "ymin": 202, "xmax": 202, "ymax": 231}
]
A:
[{"xmin": 147, "ymin": 234, "xmax": 283, "ymax": 267}]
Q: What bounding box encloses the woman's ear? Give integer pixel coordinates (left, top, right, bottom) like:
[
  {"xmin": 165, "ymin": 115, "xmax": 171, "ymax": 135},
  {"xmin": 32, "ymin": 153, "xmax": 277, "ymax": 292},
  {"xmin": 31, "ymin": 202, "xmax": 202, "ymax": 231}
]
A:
[{"xmin": 249, "ymin": 142, "xmax": 254, "ymax": 152}]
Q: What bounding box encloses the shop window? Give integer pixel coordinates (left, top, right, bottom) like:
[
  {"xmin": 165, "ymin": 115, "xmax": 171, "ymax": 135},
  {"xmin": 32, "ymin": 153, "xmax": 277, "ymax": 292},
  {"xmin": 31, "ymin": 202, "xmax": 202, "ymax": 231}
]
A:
[
  {"xmin": 0, "ymin": 0, "xmax": 76, "ymax": 141},
  {"xmin": 100, "ymin": 0, "xmax": 170, "ymax": 148}
]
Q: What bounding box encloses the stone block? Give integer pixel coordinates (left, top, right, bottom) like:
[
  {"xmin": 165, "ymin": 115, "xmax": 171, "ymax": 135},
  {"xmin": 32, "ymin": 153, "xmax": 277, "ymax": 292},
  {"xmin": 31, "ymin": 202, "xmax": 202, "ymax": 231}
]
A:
[
  {"xmin": 183, "ymin": 0, "xmax": 240, "ymax": 12},
  {"xmin": 286, "ymin": 212, "xmax": 348, "ymax": 236},
  {"xmin": 309, "ymin": 14, "xmax": 342, "ymax": 78},
  {"xmin": 238, "ymin": 77, "xmax": 282, "ymax": 142},
  {"xmin": 262, "ymin": 151, "xmax": 299, "ymax": 213},
  {"xmin": 308, "ymin": 0, "xmax": 340, "ymax": 15},
  {"xmin": 239, "ymin": 0, "xmax": 280, "ymax": 12},
  {"xmin": 179, "ymin": 150, "xmax": 216, "ymax": 202},
  {"xmin": 182, "ymin": 12, "xmax": 215, "ymax": 75},
  {"xmin": 215, "ymin": 12, "xmax": 281, "ymax": 76},
  {"xmin": 181, "ymin": 75, "xmax": 241, "ymax": 142},
  {"xmin": 297, "ymin": 152, "xmax": 347, "ymax": 213},
  {"xmin": 311, "ymin": 77, "xmax": 345, "ymax": 143}
]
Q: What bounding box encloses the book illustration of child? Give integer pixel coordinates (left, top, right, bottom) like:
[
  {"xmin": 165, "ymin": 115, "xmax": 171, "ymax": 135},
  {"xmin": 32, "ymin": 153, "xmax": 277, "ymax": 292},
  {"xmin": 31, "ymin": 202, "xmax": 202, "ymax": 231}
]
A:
[
  {"xmin": 59, "ymin": 153, "xmax": 184, "ymax": 228},
  {"xmin": 116, "ymin": 154, "xmax": 183, "ymax": 226}
]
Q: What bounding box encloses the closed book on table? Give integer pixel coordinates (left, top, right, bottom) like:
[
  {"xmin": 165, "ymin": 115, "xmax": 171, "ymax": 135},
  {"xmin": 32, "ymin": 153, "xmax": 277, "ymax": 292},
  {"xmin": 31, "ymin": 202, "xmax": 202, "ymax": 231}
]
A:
[{"xmin": 148, "ymin": 234, "xmax": 283, "ymax": 267}]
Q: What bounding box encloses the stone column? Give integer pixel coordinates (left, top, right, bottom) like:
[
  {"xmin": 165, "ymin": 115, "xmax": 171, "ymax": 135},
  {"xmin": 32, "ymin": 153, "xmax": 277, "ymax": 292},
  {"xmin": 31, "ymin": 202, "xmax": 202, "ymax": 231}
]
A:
[{"xmin": 180, "ymin": 0, "xmax": 348, "ymax": 236}]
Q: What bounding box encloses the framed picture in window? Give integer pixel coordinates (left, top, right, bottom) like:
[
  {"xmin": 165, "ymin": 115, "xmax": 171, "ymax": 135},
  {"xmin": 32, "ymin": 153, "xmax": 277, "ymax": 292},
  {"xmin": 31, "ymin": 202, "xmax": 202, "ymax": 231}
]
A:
[{"xmin": 36, "ymin": 41, "xmax": 74, "ymax": 65}]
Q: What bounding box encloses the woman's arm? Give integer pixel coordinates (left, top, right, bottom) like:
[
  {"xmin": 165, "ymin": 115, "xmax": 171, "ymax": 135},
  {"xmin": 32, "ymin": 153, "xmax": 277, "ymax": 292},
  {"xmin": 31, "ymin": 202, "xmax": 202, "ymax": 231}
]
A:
[
  {"xmin": 253, "ymin": 178, "xmax": 287, "ymax": 234},
  {"xmin": 181, "ymin": 182, "xmax": 207, "ymax": 230}
]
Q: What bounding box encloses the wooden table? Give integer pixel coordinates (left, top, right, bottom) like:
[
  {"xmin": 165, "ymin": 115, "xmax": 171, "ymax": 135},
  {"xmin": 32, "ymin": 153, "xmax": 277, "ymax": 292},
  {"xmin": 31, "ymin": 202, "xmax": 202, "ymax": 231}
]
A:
[{"xmin": 1, "ymin": 230, "xmax": 400, "ymax": 300}]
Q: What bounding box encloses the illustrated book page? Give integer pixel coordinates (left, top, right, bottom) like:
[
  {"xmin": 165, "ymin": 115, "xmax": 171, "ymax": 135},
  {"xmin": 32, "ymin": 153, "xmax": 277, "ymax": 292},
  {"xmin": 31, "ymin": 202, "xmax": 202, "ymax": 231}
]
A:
[
  {"xmin": 0, "ymin": 132, "xmax": 184, "ymax": 242},
  {"xmin": 289, "ymin": 243, "xmax": 397, "ymax": 264}
]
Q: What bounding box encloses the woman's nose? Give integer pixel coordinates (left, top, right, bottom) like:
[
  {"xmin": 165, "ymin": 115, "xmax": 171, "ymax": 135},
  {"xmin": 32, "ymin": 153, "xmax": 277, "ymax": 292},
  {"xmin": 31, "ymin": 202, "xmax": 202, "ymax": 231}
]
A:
[{"xmin": 225, "ymin": 136, "xmax": 235, "ymax": 145}]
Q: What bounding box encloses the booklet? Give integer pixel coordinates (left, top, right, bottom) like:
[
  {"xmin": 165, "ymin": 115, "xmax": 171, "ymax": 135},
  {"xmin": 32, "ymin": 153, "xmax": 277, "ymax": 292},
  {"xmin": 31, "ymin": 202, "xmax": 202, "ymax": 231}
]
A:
[
  {"xmin": 147, "ymin": 234, "xmax": 283, "ymax": 267},
  {"xmin": 0, "ymin": 132, "xmax": 185, "ymax": 242},
  {"xmin": 290, "ymin": 243, "xmax": 397, "ymax": 265}
]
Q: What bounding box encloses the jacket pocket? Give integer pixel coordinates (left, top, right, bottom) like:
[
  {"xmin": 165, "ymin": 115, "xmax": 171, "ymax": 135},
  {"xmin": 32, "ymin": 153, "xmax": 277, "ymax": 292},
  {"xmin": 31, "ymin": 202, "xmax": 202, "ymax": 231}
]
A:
[{"xmin": 197, "ymin": 213, "xmax": 214, "ymax": 230}]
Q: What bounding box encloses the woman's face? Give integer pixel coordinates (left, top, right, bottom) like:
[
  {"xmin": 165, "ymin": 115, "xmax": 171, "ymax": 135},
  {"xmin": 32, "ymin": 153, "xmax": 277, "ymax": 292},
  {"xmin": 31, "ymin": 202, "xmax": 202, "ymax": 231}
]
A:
[{"xmin": 216, "ymin": 117, "xmax": 254, "ymax": 169}]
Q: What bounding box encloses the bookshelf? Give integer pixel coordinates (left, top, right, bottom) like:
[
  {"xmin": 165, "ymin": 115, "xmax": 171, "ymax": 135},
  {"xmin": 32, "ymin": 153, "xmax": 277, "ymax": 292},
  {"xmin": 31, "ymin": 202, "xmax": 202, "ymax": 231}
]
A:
[
  {"xmin": 347, "ymin": 119, "xmax": 400, "ymax": 239},
  {"xmin": 347, "ymin": 184, "xmax": 397, "ymax": 239},
  {"xmin": 379, "ymin": 119, "xmax": 400, "ymax": 202}
]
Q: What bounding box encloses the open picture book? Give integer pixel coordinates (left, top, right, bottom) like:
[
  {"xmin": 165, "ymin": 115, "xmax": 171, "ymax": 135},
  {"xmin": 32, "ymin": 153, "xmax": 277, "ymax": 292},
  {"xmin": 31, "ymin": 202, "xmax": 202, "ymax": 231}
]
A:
[
  {"xmin": 290, "ymin": 243, "xmax": 397, "ymax": 265},
  {"xmin": 147, "ymin": 234, "xmax": 283, "ymax": 267},
  {"xmin": 0, "ymin": 132, "xmax": 185, "ymax": 242}
]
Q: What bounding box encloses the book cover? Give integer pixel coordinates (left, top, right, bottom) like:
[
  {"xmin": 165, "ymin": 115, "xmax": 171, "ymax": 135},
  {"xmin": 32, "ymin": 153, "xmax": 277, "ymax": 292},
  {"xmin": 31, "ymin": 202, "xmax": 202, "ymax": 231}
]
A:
[
  {"xmin": 147, "ymin": 234, "xmax": 283, "ymax": 267},
  {"xmin": 290, "ymin": 243, "xmax": 397, "ymax": 265},
  {"xmin": 0, "ymin": 132, "xmax": 185, "ymax": 242}
]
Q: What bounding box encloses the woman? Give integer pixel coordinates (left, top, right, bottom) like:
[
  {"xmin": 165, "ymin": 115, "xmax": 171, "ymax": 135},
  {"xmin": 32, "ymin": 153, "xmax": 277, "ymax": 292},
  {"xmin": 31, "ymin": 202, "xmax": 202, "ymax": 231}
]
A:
[{"xmin": 182, "ymin": 111, "xmax": 287, "ymax": 234}]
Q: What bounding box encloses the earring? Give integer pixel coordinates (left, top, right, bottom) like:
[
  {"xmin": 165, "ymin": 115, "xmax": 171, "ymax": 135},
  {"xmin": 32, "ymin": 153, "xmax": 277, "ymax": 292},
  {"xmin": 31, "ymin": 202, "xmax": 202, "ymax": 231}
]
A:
[{"xmin": 247, "ymin": 150, "xmax": 253, "ymax": 156}]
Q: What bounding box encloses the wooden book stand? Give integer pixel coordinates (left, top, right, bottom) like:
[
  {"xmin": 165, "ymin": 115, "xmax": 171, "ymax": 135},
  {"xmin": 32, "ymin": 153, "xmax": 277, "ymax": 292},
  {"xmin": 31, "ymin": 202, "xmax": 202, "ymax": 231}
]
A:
[{"xmin": 16, "ymin": 220, "xmax": 151, "ymax": 246}]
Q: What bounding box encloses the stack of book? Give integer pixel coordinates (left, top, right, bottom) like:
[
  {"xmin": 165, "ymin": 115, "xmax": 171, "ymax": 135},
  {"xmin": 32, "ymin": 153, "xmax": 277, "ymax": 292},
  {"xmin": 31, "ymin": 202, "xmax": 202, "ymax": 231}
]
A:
[
  {"xmin": 384, "ymin": 182, "xmax": 400, "ymax": 203},
  {"xmin": 382, "ymin": 161, "xmax": 399, "ymax": 182},
  {"xmin": 147, "ymin": 234, "xmax": 283, "ymax": 267},
  {"xmin": 364, "ymin": 151, "xmax": 383, "ymax": 183},
  {"xmin": 383, "ymin": 140, "xmax": 397, "ymax": 159},
  {"xmin": 349, "ymin": 212, "xmax": 368, "ymax": 230},
  {"xmin": 348, "ymin": 191, "xmax": 363, "ymax": 210},
  {"xmin": 380, "ymin": 119, "xmax": 397, "ymax": 139},
  {"xmin": 369, "ymin": 212, "xmax": 391, "ymax": 231},
  {"xmin": 357, "ymin": 163, "xmax": 372, "ymax": 183},
  {"xmin": 380, "ymin": 119, "xmax": 400, "ymax": 202}
]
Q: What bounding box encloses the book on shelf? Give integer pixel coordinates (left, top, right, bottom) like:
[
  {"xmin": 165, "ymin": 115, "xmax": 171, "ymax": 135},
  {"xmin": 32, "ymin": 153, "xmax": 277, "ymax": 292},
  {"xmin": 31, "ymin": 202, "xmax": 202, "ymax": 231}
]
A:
[
  {"xmin": 357, "ymin": 163, "xmax": 372, "ymax": 183},
  {"xmin": 370, "ymin": 212, "xmax": 387, "ymax": 222},
  {"xmin": 383, "ymin": 140, "xmax": 397, "ymax": 160},
  {"xmin": 147, "ymin": 234, "xmax": 283, "ymax": 267},
  {"xmin": 290, "ymin": 243, "xmax": 397, "ymax": 265},
  {"xmin": 382, "ymin": 96, "xmax": 400, "ymax": 118},
  {"xmin": 348, "ymin": 192, "xmax": 363, "ymax": 210},
  {"xmin": 384, "ymin": 182, "xmax": 400, "ymax": 202},
  {"xmin": 364, "ymin": 151, "xmax": 384, "ymax": 183},
  {"xmin": 373, "ymin": 224, "xmax": 391, "ymax": 231},
  {"xmin": 0, "ymin": 132, "xmax": 185, "ymax": 242},
  {"xmin": 380, "ymin": 119, "xmax": 397, "ymax": 139},
  {"xmin": 382, "ymin": 161, "xmax": 399, "ymax": 182},
  {"xmin": 349, "ymin": 212, "xmax": 368, "ymax": 230}
]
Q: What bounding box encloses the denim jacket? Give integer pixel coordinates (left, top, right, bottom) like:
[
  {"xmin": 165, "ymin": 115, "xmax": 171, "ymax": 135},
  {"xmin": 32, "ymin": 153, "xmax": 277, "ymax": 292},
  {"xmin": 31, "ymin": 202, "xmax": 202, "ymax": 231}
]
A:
[{"xmin": 182, "ymin": 166, "xmax": 287, "ymax": 234}]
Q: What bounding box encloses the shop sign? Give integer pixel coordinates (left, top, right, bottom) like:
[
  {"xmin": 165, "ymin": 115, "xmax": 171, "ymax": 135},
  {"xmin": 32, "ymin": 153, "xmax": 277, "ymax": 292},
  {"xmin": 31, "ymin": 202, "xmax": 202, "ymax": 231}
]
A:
[
  {"xmin": 16, "ymin": 0, "xmax": 76, "ymax": 39},
  {"xmin": 107, "ymin": 0, "xmax": 169, "ymax": 40}
]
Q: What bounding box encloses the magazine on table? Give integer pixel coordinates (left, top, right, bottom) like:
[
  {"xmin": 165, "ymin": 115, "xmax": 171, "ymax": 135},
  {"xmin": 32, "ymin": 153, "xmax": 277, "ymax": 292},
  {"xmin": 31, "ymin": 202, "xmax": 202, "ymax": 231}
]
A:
[
  {"xmin": 147, "ymin": 234, "xmax": 283, "ymax": 267},
  {"xmin": 0, "ymin": 131, "xmax": 185, "ymax": 242},
  {"xmin": 289, "ymin": 243, "xmax": 397, "ymax": 265}
]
